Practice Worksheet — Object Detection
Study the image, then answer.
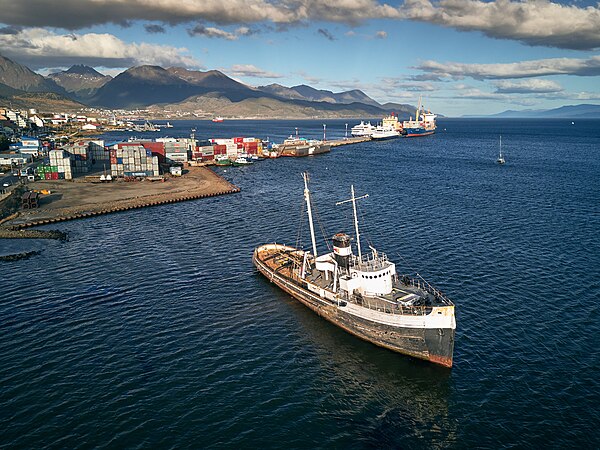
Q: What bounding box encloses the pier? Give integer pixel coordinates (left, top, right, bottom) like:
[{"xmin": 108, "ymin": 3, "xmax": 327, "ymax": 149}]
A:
[{"xmin": 327, "ymin": 136, "xmax": 371, "ymax": 147}]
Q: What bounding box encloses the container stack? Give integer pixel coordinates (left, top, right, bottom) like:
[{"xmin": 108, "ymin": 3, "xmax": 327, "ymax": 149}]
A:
[
  {"xmin": 199, "ymin": 144, "xmax": 215, "ymax": 161},
  {"xmin": 62, "ymin": 142, "xmax": 90, "ymax": 174},
  {"xmin": 40, "ymin": 149, "xmax": 73, "ymax": 180},
  {"xmin": 242, "ymin": 137, "xmax": 262, "ymax": 155},
  {"xmin": 88, "ymin": 140, "xmax": 109, "ymax": 163},
  {"xmin": 110, "ymin": 145, "xmax": 159, "ymax": 178},
  {"xmin": 212, "ymin": 138, "xmax": 239, "ymax": 159}
]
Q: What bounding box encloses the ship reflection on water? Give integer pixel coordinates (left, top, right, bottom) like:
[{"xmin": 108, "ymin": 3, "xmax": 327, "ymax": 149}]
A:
[{"xmin": 277, "ymin": 289, "xmax": 456, "ymax": 446}]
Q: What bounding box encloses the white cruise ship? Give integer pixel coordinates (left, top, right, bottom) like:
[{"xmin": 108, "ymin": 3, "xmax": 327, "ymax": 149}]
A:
[{"xmin": 351, "ymin": 121, "xmax": 377, "ymax": 137}]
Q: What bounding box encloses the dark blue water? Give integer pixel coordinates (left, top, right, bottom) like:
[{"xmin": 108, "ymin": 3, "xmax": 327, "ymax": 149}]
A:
[{"xmin": 1, "ymin": 119, "xmax": 599, "ymax": 448}]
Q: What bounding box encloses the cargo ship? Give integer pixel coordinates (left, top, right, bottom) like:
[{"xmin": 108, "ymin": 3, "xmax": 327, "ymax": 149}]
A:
[
  {"xmin": 253, "ymin": 174, "xmax": 456, "ymax": 367},
  {"xmin": 402, "ymin": 97, "xmax": 436, "ymax": 137}
]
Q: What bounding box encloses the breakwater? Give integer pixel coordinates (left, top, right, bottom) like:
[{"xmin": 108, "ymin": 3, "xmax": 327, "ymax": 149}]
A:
[{"xmin": 10, "ymin": 186, "xmax": 240, "ymax": 229}]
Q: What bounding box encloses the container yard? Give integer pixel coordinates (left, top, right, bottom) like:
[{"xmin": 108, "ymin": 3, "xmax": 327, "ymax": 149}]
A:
[
  {"xmin": 3, "ymin": 167, "xmax": 238, "ymax": 229},
  {"xmin": 1, "ymin": 129, "xmax": 369, "ymax": 230}
]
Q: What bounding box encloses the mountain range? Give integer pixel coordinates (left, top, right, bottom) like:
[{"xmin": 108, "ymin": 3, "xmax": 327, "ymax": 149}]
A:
[
  {"xmin": 0, "ymin": 54, "xmax": 416, "ymax": 118},
  {"xmin": 482, "ymin": 104, "xmax": 600, "ymax": 119}
]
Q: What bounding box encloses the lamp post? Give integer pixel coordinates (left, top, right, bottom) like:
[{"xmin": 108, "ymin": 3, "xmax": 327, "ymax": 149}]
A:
[
  {"xmin": 345, "ymin": 123, "xmax": 348, "ymax": 139},
  {"xmin": 295, "ymin": 127, "xmax": 298, "ymax": 139},
  {"xmin": 323, "ymin": 124, "xmax": 326, "ymax": 142}
]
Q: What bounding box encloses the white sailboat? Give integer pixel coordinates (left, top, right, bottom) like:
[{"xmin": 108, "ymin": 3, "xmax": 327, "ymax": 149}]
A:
[{"xmin": 497, "ymin": 135, "xmax": 505, "ymax": 165}]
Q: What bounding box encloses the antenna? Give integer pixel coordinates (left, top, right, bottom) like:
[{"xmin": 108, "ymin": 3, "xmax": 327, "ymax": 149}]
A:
[{"xmin": 336, "ymin": 186, "xmax": 369, "ymax": 260}]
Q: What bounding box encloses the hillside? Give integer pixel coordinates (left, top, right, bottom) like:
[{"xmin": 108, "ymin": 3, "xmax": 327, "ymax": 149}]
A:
[
  {"xmin": 48, "ymin": 65, "xmax": 111, "ymax": 100},
  {"xmin": 147, "ymin": 93, "xmax": 389, "ymax": 119},
  {"xmin": 0, "ymin": 55, "xmax": 66, "ymax": 94},
  {"xmin": 482, "ymin": 104, "xmax": 600, "ymax": 119}
]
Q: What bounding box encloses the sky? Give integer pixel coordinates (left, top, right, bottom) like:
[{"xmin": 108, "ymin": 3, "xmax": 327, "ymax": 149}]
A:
[{"xmin": 0, "ymin": 0, "xmax": 599, "ymax": 116}]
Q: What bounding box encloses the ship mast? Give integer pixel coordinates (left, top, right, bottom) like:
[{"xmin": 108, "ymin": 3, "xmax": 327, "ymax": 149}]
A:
[
  {"xmin": 336, "ymin": 185, "xmax": 369, "ymax": 260},
  {"xmin": 303, "ymin": 172, "xmax": 318, "ymax": 258}
]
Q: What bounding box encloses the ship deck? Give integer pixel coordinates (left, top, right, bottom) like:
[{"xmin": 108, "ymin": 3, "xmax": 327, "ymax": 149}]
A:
[{"xmin": 255, "ymin": 244, "xmax": 453, "ymax": 315}]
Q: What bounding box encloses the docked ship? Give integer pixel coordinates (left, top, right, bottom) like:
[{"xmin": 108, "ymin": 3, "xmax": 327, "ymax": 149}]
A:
[
  {"xmin": 371, "ymin": 125, "xmax": 400, "ymax": 140},
  {"xmin": 212, "ymin": 116, "xmax": 224, "ymax": 123},
  {"xmin": 273, "ymin": 135, "xmax": 331, "ymax": 157},
  {"xmin": 369, "ymin": 113, "xmax": 403, "ymax": 140},
  {"xmin": 351, "ymin": 121, "xmax": 377, "ymax": 137},
  {"xmin": 402, "ymin": 97, "xmax": 436, "ymax": 137},
  {"xmin": 253, "ymin": 174, "xmax": 456, "ymax": 367}
]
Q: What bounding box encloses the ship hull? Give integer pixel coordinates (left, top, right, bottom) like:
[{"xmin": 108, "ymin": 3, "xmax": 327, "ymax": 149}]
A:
[
  {"xmin": 253, "ymin": 247, "xmax": 454, "ymax": 367},
  {"xmin": 403, "ymin": 128, "xmax": 435, "ymax": 137}
]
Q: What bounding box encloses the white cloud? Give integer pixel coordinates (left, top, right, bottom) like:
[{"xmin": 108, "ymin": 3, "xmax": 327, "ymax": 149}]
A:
[
  {"xmin": 415, "ymin": 56, "xmax": 600, "ymax": 80},
  {"xmin": 494, "ymin": 79, "xmax": 564, "ymax": 94},
  {"xmin": 3, "ymin": 0, "xmax": 600, "ymax": 49},
  {"xmin": 375, "ymin": 30, "xmax": 387, "ymax": 39},
  {"xmin": 227, "ymin": 64, "xmax": 283, "ymax": 78},
  {"xmin": 188, "ymin": 24, "xmax": 238, "ymax": 40},
  {"xmin": 0, "ymin": 28, "xmax": 200, "ymax": 69},
  {"xmin": 400, "ymin": 0, "xmax": 600, "ymax": 50}
]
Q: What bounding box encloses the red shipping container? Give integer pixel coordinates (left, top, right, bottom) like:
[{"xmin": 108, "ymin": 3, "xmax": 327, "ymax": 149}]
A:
[
  {"xmin": 45, "ymin": 173, "xmax": 51, "ymax": 180},
  {"xmin": 142, "ymin": 142, "xmax": 166, "ymax": 156},
  {"xmin": 52, "ymin": 172, "xmax": 59, "ymax": 180},
  {"xmin": 247, "ymin": 148, "xmax": 257, "ymax": 155},
  {"xmin": 202, "ymin": 155, "xmax": 215, "ymax": 161},
  {"xmin": 234, "ymin": 137, "xmax": 243, "ymax": 144}
]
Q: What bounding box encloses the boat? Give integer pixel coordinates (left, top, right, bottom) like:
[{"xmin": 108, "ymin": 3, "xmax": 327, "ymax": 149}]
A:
[
  {"xmin": 214, "ymin": 155, "xmax": 232, "ymax": 166},
  {"xmin": 165, "ymin": 122, "xmax": 173, "ymax": 128},
  {"xmin": 273, "ymin": 135, "xmax": 331, "ymax": 157},
  {"xmin": 212, "ymin": 117, "xmax": 224, "ymax": 123},
  {"xmin": 402, "ymin": 96, "xmax": 436, "ymax": 137},
  {"xmin": 497, "ymin": 135, "xmax": 505, "ymax": 164},
  {"xmin": 232, "ymin": 156, "xmax": 253, "ymax": 166},
  {"xmin": 253, "ymin": 173, "xmax": 456, "ymax": 367},
  {"xmin": 371, "ymin": 125, "xmax": 400, "ymax": 140},
  {"xmin": 351, "ymin": 121, "xmax": 377, "ymax": 137}
]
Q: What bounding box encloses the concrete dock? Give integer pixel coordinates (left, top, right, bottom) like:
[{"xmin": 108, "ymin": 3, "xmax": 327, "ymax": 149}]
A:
[{"xmin": 328, "ymin": 136, "xmax": 371, "ymax": 147}]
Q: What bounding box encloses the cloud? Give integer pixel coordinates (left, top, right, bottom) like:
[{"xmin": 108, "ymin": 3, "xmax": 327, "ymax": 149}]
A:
[
  {"xmin": 187, "ymin": 24, "xmax": 238, "ymax": 40},
  {"xmin": 0, "ymin": 0, "xmax": 402, "ymax": 29},
  {"xmin": 0, "ymin": 28, "xmax": 201, "ymax": 69},
  {"xmin": 400, "ymin": 0, "xmax": 600, "ymax": 50},
  {"xmin": 296, "ymin": 70, "xmax": 323, "ymax": 85},
  {"xmin": 236, "ymin": 26, "xmax": 260, "ymax": 36},
  {"xmin": 227, "ymin": 64, "xmax": 283, "ymax": 78},
  {"xmin": 2, "ymin": 0, "xmax": 600, "ymax": 50},
  {"xmin": 0, "ymin": 25, "xmax": 22, "ymax": 35},
  {"xmin": 452, "ymin": 84, "xmax": 509, "ymax": 101},
  {"xmin": 414, "ymin": 56, "xmax": 600, "ymax": 80},
  {"xmin": 493, "ymin": 79, "xmax": 564, "ymax": 94},
  {"xmin": 375, "ymin": 30, "xmax": 387, "ymax": 39},
  {"xmin": 144, "ymin": 24, "xmax": 165, "ymax": 34},
  {"xmin": 318, "ymin": 28, "xmax": 336, "ymax": 41},
  {"xmin": 380, "ymin": 77, "xmax": 436, "ymax": 92}
]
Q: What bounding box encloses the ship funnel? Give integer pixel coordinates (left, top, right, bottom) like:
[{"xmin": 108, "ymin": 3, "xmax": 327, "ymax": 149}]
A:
[{"xmin": 332, "ymin": 233, "xmax": 352, "ymax": 270}]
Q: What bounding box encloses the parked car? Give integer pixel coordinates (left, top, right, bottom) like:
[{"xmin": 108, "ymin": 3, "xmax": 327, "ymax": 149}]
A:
[{"xmin": 3, "ymin": 181, "xmax": 12, "ymax": 187}]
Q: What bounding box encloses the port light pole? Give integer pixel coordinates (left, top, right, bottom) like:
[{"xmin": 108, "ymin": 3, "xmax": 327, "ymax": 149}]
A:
[
  {"xmin": 323, "ymin": 124, "xmax": 326, "ymax": 142},
  {"xmin": 345, "ymin": 123, "xmax": 348, "ymax": 139}
]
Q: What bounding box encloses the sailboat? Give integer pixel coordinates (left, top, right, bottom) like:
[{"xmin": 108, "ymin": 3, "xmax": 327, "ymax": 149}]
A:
[
  {"xmin": 253, "ymin": 173, "xmax": 456, "ymax": 367},
  {"xmin": 497, "ymin": 135, "xmax": 505, "ymax": 165}
]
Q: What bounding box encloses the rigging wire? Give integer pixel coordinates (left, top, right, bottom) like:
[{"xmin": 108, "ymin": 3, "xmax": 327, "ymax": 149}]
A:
[{"xmin": 309, "ymin": 192, "xmax": 331, "ymax": 252}]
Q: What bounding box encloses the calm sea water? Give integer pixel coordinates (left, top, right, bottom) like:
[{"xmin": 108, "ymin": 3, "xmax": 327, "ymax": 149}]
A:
[{"xmin": 1, "ymin": 119, "xmax": 599, "ymax": 448}]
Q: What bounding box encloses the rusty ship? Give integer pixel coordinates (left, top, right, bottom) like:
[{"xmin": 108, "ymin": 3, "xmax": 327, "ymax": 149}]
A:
[{"xmin": 253, "ymin": 173, "xmax": 456, "ymax": 367}]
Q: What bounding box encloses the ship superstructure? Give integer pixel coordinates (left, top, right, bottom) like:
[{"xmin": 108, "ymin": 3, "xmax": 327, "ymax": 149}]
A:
[
  {"xmin": 253, "ymin": 174, "xmax": 456, "ymax": 367},
  {"xmin": 402, "ymin": 96, "xmax": 437, "ymax": 137}
]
